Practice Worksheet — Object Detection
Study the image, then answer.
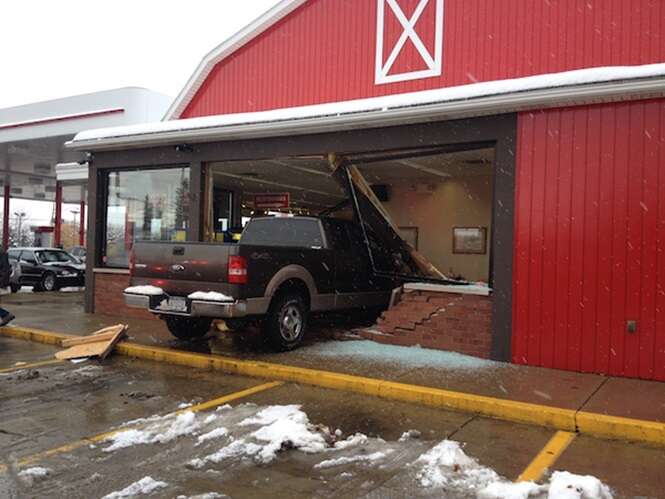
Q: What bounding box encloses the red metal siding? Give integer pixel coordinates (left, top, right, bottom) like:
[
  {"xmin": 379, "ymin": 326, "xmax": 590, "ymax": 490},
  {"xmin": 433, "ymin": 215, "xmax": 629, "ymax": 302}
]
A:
[
  {"xmin": 513, "ymin": 99, "xmax": 665, "ymax": 381},
  {"xmin": 182, "ymin": 0, "xmax": 665, "ymax": 118}
]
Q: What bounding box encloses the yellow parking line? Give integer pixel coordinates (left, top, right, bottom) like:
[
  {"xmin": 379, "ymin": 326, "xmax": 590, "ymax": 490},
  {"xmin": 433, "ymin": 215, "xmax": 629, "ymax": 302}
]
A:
[
  {"xmin": 175, "ymin": 381, "xmax": 283, "ymax": 415},
  {"xmin": 0, "ymin": 381, "xmax": 282, "ymax": 472},
  {"xmin": 5, "ymin": 326, "xmax": 665, "ymax": 447},
  {"xmin": 0, "ymin": 359, "xmax": 63, "ymax": 373},
  {"xmin": 517, "ymin": 430, "xmax": 576, "ymax": 482}
]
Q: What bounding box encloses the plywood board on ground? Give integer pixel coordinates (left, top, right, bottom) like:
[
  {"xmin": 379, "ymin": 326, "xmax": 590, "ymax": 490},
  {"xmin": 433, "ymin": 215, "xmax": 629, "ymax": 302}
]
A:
[{"xmin": 55, "ymin": 325, "xmax": 127, "ymax": 360}]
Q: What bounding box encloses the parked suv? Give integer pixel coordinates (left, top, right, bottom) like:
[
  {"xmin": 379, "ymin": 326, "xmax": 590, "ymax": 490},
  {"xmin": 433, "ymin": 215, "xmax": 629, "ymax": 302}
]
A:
[
  {"xmin": 7, "ymin": 248, "xmax": 85, "ymax": 292},
  {"xmin": 125, "ymin": 216, "xmax": 398, "ymax": 350}
]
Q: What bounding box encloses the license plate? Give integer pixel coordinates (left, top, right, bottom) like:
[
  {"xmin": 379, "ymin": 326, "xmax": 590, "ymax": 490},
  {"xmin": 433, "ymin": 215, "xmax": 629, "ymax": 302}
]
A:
[{"xmin": 158, "ymin": 297, "xmax": 188, "ymax": 312}]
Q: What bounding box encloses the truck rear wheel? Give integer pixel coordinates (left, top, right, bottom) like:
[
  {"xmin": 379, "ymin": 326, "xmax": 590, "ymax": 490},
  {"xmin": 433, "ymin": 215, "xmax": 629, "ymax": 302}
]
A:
[
  {"xmin": 264, "ymin": 293, "xmax": 308, "ymax": 351},
  {"xmin": 164, "ymin": 316, "xmax": 212, "ymax": 341}
]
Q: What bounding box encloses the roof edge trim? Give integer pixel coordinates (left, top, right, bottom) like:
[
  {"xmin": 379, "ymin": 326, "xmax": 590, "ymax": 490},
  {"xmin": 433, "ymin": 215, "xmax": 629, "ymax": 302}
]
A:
[
  {"xmin": 163, "ymin": 0, "xmax": 308, "ymax": 121},
  {"xmin": 67, "ymin": 64, "xmax": 665, "ymax": 152}
]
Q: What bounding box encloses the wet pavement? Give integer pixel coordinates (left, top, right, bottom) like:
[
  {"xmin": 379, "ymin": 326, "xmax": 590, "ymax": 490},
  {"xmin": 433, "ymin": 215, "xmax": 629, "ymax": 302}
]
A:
[
  {"xmin": 5, "ymin": 291, "xmax": 665, "ymax": 422},
  {"xmin": 3, "ymin": 292, "xmax": 665, "ymax": 497},
  {"xmin": 1, "ymin": 336, "xmax": 665, "ymax": 498}
]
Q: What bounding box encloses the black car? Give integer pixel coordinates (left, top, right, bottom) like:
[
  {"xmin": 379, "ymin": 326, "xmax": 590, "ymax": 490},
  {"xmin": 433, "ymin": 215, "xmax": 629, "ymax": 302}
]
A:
[{"xmin": 7, "ymin": 248, "xmax": 85, "ymax": 292}]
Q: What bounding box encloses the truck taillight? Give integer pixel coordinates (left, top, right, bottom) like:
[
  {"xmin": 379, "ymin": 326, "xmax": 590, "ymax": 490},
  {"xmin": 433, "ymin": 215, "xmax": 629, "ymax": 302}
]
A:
[{"xmin": 228, "ymin": 255, "xmax": 247, "ymax": 284}]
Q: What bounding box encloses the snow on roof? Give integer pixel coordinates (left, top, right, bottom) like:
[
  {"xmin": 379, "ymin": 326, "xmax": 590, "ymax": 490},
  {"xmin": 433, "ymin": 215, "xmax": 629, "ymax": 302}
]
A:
[{"xmin": 69, "ymin": 63, "xmax": 665, "ymax": 150}]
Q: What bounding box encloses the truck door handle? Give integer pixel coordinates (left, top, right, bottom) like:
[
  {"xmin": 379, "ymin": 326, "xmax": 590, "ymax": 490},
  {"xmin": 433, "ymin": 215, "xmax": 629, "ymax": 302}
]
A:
[{"xmin": 173, "ymin": 247, "xmax": 185, "ymax": 256}]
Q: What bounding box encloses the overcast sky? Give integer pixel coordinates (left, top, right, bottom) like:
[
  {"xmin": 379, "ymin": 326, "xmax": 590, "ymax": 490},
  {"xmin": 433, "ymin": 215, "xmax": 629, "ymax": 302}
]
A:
[
  {"xmin": 0, "ymin": 0, "xmax": 281, "ymax": 108},
  {"xmin": 1, "ymin": 1, "xmax": 281, "ymax": 227}
]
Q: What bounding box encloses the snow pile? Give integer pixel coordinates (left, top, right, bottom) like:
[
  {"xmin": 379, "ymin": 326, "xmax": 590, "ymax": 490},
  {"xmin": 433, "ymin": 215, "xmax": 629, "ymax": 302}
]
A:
[
  {"xmin": 191, "ymin": 405, "xmax": 331, "ymax": 467},
  {"xmin": 103, "ymin": 412, "xmax": 200, "ymax": 452},
  {"xmin": 196, "ymin": 427, "xmax": 229, "ymax": 445},
  {"xmin": 413, "ymin": 441, "xmax": 613, "ymax": 499},
  {"xmin": 315, "ymin": 451, "xmax": 391, "ymax": 469},
  {"xmin": 416, "ymin": 440, "xmax": 501, "ymax": 490},
  {"xmin": 188, "ymin": 291, "xmax": 233, "ymax": 302},
  {"xmin": 124, "ymin": 285, "xmax": 164, "ymax": 296},
  {"xmin": 547, "ymin": 471, "xmax": 613, "ymax": 499},
  {"xmin": 18, "ymin": 466, "xmax": 51, "ymax": 486},
  {"xmin": 176, "ymin": 494, "xmax": 227, "ymax": 499},
  {"xmin": 101, "ymin": 476, "xmax": 168, "ymax": 499}
]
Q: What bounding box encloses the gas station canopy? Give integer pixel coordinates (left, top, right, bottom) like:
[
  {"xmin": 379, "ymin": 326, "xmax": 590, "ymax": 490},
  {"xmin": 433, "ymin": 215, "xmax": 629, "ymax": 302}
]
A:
[{"xmin": 0, "ymin": 87, "xmax": 172, "ymax": 204}]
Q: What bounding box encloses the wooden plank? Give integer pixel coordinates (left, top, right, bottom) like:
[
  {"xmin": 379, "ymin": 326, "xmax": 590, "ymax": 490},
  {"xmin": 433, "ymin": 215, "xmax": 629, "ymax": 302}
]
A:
[
  {"xmin": 61, "ymin": 332, "xmax": 117, "ymax": 348},
  {"xmin": 56, "ymin": 341, "xmax": 109, "ymax": 360},
  {"xmin": 60, "ymin": 326, "xmax": 126, "ymax": 347},
  {"xmin": 346, "ymin": 163, "xmax": 447, "ymax": 280},
  {"xmin": 99, "ymin": 327, "xmax": 127, "ymax": 360},
  {"xmin": 55, "ymin": 325, "xmax": 126, "ymax": 360}
]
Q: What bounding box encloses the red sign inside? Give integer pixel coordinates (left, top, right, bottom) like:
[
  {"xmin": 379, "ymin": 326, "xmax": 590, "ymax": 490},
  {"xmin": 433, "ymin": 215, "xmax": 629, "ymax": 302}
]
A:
[{"xmin": 254, "ymin": 193, "xmax": 290, "ymax": 210}]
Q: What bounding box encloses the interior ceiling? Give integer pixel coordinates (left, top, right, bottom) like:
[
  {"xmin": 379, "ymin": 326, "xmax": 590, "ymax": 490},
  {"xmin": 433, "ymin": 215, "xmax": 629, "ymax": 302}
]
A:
[{"xmin": 209, "ymin": 147, "xmax": 494, "ymax": 210}]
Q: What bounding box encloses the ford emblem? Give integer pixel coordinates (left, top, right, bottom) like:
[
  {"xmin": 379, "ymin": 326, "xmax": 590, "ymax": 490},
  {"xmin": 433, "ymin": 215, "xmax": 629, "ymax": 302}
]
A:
[{"xmin": 170, "ymin": 264, "xmax": 186, "ymax": 272}]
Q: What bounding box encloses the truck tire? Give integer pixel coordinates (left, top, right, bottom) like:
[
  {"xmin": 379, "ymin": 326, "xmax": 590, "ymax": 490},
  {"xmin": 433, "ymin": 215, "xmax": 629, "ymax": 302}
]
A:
[
  {"xmin": 164, "ymin": 316, "xmax": 212, "ymax": 341},
  {"xmin": 264, "ymin": 293, "xmax": 308, "ymax": 351}
]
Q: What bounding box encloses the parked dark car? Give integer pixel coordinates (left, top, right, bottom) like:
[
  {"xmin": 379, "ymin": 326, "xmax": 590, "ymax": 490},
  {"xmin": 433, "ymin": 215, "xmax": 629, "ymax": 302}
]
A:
[
  {"xmin": 7, "ymin": 248, "xmax": 85, "ymax": 292},
  {"xmin": 125, "ymin": 216, "xmax": 398, "ymax": 350}
]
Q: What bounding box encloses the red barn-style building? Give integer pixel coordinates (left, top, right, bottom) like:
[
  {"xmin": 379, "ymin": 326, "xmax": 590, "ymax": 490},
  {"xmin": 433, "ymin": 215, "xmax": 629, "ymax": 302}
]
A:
[{"xmin": 70, "ymin": 0, "xmax": 665, "ymax": 381}]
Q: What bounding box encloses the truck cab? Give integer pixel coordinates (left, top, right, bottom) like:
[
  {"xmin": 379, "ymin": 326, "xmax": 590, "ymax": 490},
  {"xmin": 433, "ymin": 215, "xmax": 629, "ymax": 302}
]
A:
[{"xmin": 125, "ymin": 216, "xmax": 395, "ymax": 350}]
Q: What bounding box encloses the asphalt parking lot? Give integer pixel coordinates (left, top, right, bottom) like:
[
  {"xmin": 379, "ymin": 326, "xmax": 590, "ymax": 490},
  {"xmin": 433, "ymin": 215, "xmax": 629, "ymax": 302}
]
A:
[{"xmin": 2, "ymin": 335, "xmax": 665, "ymax": 499}]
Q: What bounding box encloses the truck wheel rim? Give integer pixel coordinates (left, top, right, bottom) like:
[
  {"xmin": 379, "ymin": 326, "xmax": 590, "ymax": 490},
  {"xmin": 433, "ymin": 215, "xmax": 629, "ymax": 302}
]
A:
[
  {"xmin": 44, "ymin": 275, "xmax": 55, "ymax": 291},
  {"xmin": 280, "ymin": 305, "xmax": 302, "ymax": 341}
]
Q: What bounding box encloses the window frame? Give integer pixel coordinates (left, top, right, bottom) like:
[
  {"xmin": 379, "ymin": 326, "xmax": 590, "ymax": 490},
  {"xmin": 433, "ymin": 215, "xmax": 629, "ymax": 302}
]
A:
[{"xmin": 101, "ymin": 164, "xmax": 190, "ymax": 269}]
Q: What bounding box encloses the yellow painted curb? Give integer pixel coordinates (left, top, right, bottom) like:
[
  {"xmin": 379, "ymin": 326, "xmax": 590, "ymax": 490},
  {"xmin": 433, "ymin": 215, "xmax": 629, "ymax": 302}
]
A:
[
  {"xmin": 378, "ymin": 380, "xmax": 576, "ymax": 430},
  {"xmin": 3, "ymin": 325, "xmax": 664, "ymax": 447},
  {"xmin": 1, "ymin": 326, "xmax": 72, "ymax": 346},
  {"xmin": 577, "ymin": 411, "xmax": 665, "ymax": 447}
]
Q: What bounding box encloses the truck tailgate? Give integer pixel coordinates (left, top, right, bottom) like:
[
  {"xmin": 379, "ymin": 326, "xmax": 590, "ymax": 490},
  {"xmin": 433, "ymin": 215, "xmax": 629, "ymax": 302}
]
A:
[{"xmin": 130, "ymin": 241, "xmax": 240, "ymax": 297}]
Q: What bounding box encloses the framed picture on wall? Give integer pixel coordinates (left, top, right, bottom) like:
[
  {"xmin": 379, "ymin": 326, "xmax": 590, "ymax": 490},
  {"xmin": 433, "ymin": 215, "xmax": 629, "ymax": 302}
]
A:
[{"xmin": 452, "ymin": 227, "xmax": 487, "ymax": 255}]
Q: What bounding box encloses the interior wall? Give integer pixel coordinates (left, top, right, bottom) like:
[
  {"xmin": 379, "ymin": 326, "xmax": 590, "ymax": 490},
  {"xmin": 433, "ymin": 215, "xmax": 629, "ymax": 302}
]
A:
[{"xmin": 382, "ymin": 175, "xmax": 493, "ymax": 283}]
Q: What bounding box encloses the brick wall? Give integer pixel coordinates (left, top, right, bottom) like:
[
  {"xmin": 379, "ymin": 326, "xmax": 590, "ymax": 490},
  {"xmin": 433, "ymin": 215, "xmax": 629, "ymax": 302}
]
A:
[
  {"xmin": 361, "ymin": 289, "xmax": 493, "ymax": 359},
  {"xmin": 94, "ymin": 272, "xmax": 156, "ymax": 320}
]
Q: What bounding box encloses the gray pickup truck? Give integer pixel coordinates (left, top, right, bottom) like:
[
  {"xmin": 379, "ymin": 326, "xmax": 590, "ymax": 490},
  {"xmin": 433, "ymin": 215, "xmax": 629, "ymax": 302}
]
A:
[{"xmin": 125, "ymin": 216, "xmax": 396, "ymax": 350}]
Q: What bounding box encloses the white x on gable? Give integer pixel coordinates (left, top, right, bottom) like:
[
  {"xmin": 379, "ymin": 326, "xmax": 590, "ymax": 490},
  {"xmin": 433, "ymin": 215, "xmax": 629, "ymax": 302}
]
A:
[{"xmin": 375, "ymin": 0, "xmax": 444, "ymax": 85}]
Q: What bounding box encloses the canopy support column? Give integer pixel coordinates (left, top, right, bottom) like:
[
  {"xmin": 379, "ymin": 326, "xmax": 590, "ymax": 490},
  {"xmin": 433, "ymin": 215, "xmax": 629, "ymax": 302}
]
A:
[
  {"xmin": 54, "ymin": 182, "xmax": 62, "ymax": 247},
  {"xmin": 2, "ymin": 184, "xmax": 9, "ymax": 250},
  {"xmin": 79, "ymin": 200, "xmax": 86, "ymax": 247}
]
